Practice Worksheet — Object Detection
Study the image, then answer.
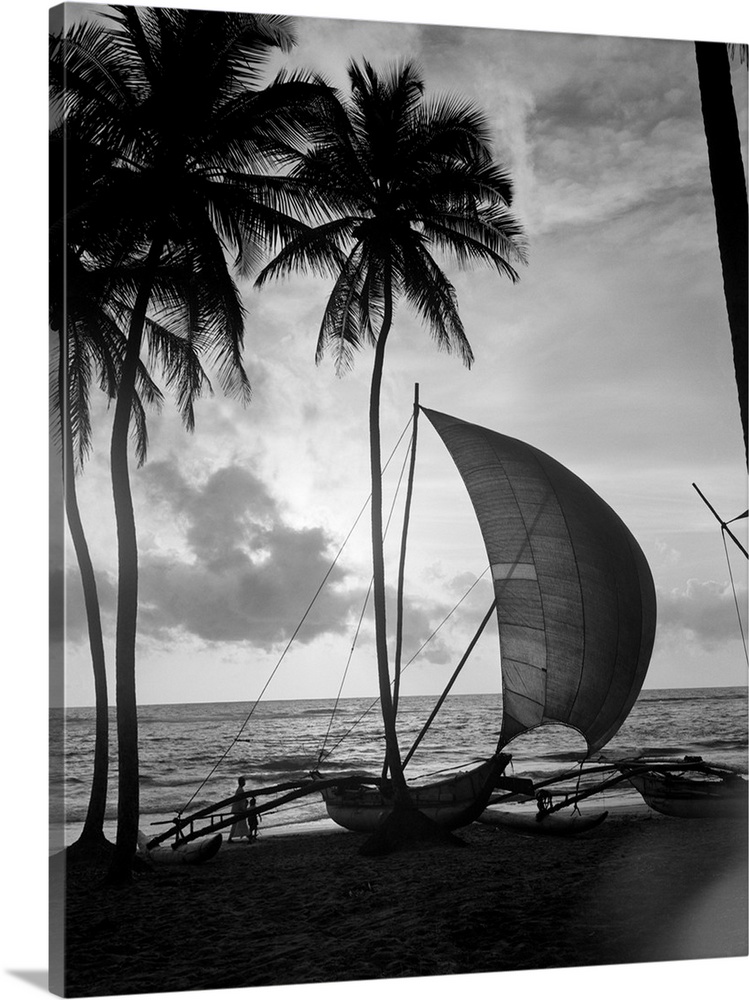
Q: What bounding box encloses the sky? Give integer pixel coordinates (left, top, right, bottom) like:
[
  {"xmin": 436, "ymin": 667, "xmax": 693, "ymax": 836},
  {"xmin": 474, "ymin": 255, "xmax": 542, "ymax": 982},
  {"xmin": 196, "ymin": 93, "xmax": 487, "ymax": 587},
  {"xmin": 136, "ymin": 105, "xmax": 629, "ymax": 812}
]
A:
[
  {"xmin": 45, "ymin": 0, "xmax": 749, "ymax": 709},
  {"xmin": 2, "ymin": 3, "xmax": 747, "ymax": 999}
]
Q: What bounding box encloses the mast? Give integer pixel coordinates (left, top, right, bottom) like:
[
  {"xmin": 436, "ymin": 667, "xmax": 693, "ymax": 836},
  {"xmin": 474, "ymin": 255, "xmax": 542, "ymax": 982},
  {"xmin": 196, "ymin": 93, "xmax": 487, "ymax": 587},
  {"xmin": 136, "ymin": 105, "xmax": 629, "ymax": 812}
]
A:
[
  {"xmin": 381, "ymin": 384, "xmax": 419, "ymax": 782},
  {"xmin": 393, "ymin": 383, "xmax": 420, "ymax": 716},
  {"xmin": 367, "ymin": 267, "xmax": 409, "ymax": 802}
]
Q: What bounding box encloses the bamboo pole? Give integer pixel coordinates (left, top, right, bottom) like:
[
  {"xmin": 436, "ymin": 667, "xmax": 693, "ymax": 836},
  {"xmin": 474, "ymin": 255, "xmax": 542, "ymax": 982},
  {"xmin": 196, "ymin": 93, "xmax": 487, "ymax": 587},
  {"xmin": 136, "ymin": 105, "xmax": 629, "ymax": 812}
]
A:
[
  {"xmin": 693, "ymin": 482, "xmax": 748, "ymax": 558},
  {"xmin": 402, "ymin": 599, "xmax": 498, "ymax": 769},
  {"xmin": 392, "ymin": 383, "xmax": 420, "ymax": 719},
  {"xmin": 146, "ymin": 775, "xmax": 370, "ymax": 848}
]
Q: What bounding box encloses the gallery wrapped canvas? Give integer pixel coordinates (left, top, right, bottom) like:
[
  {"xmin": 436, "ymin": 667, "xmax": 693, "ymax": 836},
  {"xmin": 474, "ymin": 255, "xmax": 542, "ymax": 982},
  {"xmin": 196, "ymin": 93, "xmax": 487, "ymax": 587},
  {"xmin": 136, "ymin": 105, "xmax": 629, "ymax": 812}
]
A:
[{"xmin": 47, "ymin": 1, "xmax": 746, "ymax": 998}]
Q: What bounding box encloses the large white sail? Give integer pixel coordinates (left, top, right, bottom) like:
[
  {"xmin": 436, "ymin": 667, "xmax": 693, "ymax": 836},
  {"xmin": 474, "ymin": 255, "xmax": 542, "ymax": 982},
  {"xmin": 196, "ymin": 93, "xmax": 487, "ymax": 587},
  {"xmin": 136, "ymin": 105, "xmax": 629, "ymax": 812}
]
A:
[{"xmin": 424, "ymin": 408, "xmax": 656, "ymax": 754}]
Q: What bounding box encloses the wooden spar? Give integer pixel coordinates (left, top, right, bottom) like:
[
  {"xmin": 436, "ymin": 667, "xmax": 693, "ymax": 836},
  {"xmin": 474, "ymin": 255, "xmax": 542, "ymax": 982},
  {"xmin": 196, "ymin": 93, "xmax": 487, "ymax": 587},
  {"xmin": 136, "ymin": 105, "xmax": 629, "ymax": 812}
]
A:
[
  {"xmin": 541, "ymin": 770, "xmax": 642, "ymax": 814},
  {"xmin": 402, "ymin": 598, "xmax": 498, "ymax": 769},
  {"xmin": 528, "ymin": 754, "xmax": 743, "ymax": 795},
  {"xmin": 537, "ymin": 759, "xmax": 742, "ymax": 816},
  {"xmin": 146, "ymin": 779, "xmax": 310, "ymax": 829},
  {"xmin": 693, "ymin": 482, "xmax": 748, "ymax": 558},
  {"xmin": 392, "ymin": 383, "xmax": 420, "ymax": 721},
  {"xmin": 532, "ymin": 762, "xmax": 629, "ymax": 791},
  {"xmin": 146, "ymin": 775, "xmax": 379, "ymax": 848}
]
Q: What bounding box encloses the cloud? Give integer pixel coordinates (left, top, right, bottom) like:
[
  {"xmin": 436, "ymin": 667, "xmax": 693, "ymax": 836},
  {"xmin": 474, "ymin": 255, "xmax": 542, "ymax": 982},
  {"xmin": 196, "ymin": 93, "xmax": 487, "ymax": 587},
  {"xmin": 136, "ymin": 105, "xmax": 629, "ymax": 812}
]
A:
[
  {"xmin": 134, "ymin": 460, "xmax": 357, "ymax": 646},
  {"xmin": 656, "ymin": 578, "xmax": 748, "ymax": 650},
  {"xmin": 58, "ymin": 562, "xmax": 118, "ymax": 647},
  {"xmin": 53, "ymin": 459, "xmax": 452, "ymax": 656},
  {"xmin": 57, "ymin": 449, "xmax": 463, "ymax": 667}
]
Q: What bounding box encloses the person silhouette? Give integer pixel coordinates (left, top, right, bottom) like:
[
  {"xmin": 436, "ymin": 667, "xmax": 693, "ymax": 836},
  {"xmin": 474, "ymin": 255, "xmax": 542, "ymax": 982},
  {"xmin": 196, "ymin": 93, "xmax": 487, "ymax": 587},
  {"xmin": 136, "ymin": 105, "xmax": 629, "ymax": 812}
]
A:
[
  {"xmin": 228, "ymin": 776, "xmax": 250, "ymax": 842},
  {"xmin": 248, "ymin": 796, "xmax": 261, "ymax": 840}
]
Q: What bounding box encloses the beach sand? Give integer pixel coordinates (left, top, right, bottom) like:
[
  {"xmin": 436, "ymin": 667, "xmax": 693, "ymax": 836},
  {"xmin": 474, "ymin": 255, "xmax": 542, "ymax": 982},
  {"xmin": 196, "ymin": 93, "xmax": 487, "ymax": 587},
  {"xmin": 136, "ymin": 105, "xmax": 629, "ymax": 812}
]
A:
[{"xmin": 51, "ymin": 809, "xmax": 747, "ymax": 997}]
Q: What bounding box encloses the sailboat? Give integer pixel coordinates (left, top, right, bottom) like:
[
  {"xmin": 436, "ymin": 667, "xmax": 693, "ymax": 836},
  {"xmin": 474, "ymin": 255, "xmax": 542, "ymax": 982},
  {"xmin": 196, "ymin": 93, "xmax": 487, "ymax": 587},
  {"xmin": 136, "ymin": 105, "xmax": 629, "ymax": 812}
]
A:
[
  {"xmin": 145, "ymin": 398, "xmax": 657, "ymax": 852},
  {"xmin": 599, "ymin": 486, "xmax": 749, "ymax": 822},
  {"xmin": 619, "ymin": 757, "xmax": 748, "ymax": 819},
  {"xmin": 317, "ymin": 403, "xmax": 657, "ymax": 833}
]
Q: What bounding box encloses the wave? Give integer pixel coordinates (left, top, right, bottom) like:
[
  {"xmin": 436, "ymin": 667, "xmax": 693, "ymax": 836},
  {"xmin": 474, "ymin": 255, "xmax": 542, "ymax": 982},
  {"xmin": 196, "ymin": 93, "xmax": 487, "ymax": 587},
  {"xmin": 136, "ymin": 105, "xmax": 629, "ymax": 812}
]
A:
[
  {"xmin": 640, "ymin": 688, "xmax": 747, "ymax": 704},
  {"xmin": 690, "ymin": 738, "xmax": 748, "ymax": 752}
]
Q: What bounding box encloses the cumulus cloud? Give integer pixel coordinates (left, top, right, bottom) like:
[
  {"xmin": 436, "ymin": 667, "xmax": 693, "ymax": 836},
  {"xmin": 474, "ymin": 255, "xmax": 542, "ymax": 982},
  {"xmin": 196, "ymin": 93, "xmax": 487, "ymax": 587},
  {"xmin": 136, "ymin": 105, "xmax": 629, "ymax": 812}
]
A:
[
  {"xmin": 58, "ymin": 564, "xmax": 118, "ymax": 647},
  {"xmin": 656, "ymin": 579, "xmax": 748, "ymax": 650},
  {"xmin": 133, "ymin": 460, "xmax": 358, "ymax": 646},
  {"xmin": 53, "ymin": 459, "xmax": 453, "ymax": 658}
]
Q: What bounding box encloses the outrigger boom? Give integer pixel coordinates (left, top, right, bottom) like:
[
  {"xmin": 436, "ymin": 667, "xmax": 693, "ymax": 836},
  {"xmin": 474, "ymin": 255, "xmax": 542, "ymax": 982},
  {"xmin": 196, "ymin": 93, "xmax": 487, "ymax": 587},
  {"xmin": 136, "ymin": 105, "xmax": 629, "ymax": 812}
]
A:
[
  {"xmin": 150, "ymin": 767, "xmax": 536, "ymax": 848},
  {"xmin": 487, "ymin": 757, "xmax": 747, "ymax": 818},
  {"xmin": 147, "ymin": 775, "xmax": 373, "ymax": 849}
]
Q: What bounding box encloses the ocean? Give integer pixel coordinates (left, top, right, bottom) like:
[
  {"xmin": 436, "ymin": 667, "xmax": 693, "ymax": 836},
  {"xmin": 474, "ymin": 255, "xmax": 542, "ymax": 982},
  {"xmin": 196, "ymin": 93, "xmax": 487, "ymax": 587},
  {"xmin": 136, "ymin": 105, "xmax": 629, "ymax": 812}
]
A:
[{"xmin": 51, "ymin": 687, "xmax": 748, "ymax": 850}]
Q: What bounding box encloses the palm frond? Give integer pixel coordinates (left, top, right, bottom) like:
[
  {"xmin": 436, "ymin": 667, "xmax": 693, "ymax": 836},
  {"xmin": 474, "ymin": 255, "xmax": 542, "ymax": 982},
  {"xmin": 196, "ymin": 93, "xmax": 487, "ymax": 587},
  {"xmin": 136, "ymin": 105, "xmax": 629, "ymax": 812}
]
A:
[
  {"xmin": 143, "ymin": 316, "xmax": 213, "ymax": 434},
  {"xmin": 397, "ymin": 237, "xmax": 473, "ymax": 366},
  {"xmin": 255, "ymin": 217, "xmax": 356, "ymax": 287},
  {"xmin": 316, "ymin": 242, "xmax": 370, "ymax": 373},
  {"xmin": 420, "ymin": 212, "xmax": 526, "ymax": 280}
]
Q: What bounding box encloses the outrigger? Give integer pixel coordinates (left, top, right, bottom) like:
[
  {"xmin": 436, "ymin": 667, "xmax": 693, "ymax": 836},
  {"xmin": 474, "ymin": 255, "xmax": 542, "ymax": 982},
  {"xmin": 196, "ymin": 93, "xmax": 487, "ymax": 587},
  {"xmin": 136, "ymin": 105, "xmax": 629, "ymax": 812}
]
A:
[
  {"xmin": 142, "ymin": 398, "xmax": 745, "ymax": 860},
  {"xmin": 479, "ymin": 755, "xmax": 747, "ymax": 835}
]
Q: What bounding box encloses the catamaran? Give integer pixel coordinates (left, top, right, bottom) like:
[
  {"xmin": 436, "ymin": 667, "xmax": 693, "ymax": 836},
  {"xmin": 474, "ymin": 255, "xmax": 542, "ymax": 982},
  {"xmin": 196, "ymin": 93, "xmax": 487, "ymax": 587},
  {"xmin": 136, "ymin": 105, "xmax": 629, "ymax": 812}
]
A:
[
  {"xmin": 145, "ymin": 392, "xmax": 669, "ymax": 855},
  {"xmin": 316, "ymin": 401, "xmax": 657, "ymax": 833}
]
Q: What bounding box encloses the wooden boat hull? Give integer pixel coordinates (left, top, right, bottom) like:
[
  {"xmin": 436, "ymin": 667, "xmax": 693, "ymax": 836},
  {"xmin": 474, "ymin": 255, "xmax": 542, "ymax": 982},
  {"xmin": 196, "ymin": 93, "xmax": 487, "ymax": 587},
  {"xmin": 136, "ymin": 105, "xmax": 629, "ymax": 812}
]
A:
[
  {"xmin": 626, "ymin": 771, "xmax": 748, "ymax": 819},
  {"xmin": 320, "ymin": 754, "xmax": 510, "ymax": 833},
  {"xmin": 478, "ymin": 805, "xmax": 608, "ymax": 836},
  {"xmin": 147, "ymin": 833, "xmax": 223, "ymax": 865}
]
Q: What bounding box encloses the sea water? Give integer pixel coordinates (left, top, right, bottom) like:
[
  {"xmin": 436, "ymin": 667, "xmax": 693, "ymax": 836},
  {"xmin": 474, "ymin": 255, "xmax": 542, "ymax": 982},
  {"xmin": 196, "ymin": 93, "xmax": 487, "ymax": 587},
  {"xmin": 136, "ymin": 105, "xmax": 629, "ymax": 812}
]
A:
[{"xmin": 50, "ymin": 687, "xmax": 748, "ymax": 849}]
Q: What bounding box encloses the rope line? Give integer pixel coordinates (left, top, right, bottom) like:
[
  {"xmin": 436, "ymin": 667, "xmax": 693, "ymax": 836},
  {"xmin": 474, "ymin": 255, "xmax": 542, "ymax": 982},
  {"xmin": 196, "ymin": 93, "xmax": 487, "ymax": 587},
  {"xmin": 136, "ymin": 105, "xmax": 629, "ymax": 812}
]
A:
[
  {"xmin": 179, "ymin": 416, "xmax": 413, "ymax": 814},
  {"xmin": 319, "ymin": 565, "xmax": 493, "ymax": 762},
  {"xmin": 318, "ymin": 435, "xmax": 413, "ymax": 764},
  {"xmin": 722, "ymin": 526, "xmax": 748, "ymax": 665}
]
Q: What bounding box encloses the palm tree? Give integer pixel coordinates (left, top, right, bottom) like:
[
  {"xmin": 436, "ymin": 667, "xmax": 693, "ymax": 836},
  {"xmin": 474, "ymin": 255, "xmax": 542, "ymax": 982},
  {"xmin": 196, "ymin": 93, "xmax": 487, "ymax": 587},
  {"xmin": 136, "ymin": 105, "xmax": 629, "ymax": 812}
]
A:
[
  {"xmin": 50, "ymin": 7, "xmax": 327, "ymax": 881},
  {"xmin": 51, "ymin": 324, "xmax": 112, "ymax": 857},
  {"xmin": 49, "ymin": 128, "xmax": 147, "ymax": 859},
  {"xmin": 50, "ymin": 129, "xmax": 213, "ymax": 857},
  {"xmin": 257, "ymin": 60, "xmax": 526, "ymax": 838}
]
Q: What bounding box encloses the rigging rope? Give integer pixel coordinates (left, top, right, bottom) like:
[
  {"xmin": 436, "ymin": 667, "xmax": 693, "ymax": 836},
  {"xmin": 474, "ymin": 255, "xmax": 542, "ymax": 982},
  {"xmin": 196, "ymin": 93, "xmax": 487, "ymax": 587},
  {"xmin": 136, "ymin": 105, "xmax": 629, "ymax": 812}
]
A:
[
  {"xmin": 179, "ymin": 416, "xmax": 414, "ymax": 815},
  {"xmin": 317, "ymin": 435, "xmax": 414, "ymax": 764},
  {"xmin": 317, "ymin": 565, "xmax": 493, "ymax": 763},
  {"xmin": 722, "ymin": 526, "xmax": 749, "ymax": 665}
]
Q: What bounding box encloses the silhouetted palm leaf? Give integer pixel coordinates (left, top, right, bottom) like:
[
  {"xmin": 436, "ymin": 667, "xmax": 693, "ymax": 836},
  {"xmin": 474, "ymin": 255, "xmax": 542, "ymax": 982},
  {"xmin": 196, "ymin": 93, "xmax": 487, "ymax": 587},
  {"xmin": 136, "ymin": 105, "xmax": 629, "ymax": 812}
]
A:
[{"xmin": 51, "ymin": 7, "xmax": 330, "ymax": 880}]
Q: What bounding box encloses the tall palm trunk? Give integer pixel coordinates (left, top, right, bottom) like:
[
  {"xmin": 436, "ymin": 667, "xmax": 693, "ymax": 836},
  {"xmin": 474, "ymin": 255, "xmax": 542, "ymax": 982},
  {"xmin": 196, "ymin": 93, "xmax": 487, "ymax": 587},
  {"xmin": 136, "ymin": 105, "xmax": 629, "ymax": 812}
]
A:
[
  {"xmin": 368, "ymin": 266, "xmax": 410, "ymax": 805},
  {"xmin": 695, "ymin": 41, "xmax": 748, "ymax": 466},
  {"xmin": 59, "ymin": 335, "xmax": 110, "ymax": 850},
  {"xmin": 107, "ymin": 235, "xmax": 165, "ymax": 882}
]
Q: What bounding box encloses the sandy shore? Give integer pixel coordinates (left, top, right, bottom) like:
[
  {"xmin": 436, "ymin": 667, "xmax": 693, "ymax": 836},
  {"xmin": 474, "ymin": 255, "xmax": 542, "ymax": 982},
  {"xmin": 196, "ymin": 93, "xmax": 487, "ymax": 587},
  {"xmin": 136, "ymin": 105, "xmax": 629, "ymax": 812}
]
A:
[{"xmin": 51, "ymin": 809, "xmax": 747, "ymax": 997}]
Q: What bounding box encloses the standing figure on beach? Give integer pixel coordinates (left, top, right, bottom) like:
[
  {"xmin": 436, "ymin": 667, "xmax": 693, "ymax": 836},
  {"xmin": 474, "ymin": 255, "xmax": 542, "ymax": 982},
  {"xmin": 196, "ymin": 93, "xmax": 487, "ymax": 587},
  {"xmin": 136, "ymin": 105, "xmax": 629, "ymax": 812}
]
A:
[
  {"xmin": 248, "ymin": 797, "xmax": 261, "ymax": 841},
  {"xmin": 229, "ymin": 776, "xmax": 250, "ymax": 843}
]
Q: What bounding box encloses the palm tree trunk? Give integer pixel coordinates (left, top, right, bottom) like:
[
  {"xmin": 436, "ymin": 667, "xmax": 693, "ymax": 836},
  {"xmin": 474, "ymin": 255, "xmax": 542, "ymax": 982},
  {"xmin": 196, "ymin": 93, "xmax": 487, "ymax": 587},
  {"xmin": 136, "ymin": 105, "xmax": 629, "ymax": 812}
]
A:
[
  {"xmin": 107, "ymin": 236, "xmax": 165, "ymax": 882},
  {"xmin": 695, "ymin": 41, "xmax": 748, "ymax": 466},
  {"xmin": 392, "ymin": 382, "xmax": 419, "ymax": 718},
  {"xmin": 368, "ymin": 266, "xmax": 410, "ymax": 805},
  {"xmin": 59, "ymin": 335, "xmax": 110, "ymax": 849}
]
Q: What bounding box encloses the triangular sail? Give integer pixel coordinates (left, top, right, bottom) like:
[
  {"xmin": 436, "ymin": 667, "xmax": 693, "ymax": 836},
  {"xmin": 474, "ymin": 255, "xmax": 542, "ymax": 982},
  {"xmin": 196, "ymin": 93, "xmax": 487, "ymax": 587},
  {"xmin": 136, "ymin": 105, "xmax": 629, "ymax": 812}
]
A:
[{"xmin": 423, "ymin": 408, "xmax": 656, "ymax": 754}]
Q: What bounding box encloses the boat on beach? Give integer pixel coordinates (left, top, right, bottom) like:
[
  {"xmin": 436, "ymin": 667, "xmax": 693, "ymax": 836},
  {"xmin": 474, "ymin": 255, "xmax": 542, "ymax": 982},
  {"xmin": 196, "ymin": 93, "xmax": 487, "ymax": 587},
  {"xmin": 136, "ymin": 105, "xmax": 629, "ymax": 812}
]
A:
[
  {"xmin": 316, "ymin": 399, "xmax": 657, "ymax": 833},
  {"xmin": 147, "ymin": 393, "xmax": 662, "ymax": 849},
  {"xmin": 620, "ymin": 758, "xmax": 748, "ymax": 818},
  {"xmin": 138, "ymin": 830, "xmax": 224, "ymax": 865},
  {"xmin": 478, "ymin": 802, "xmax": 609, "ymax": 836},
  {"xmin": 319, "ymin": 753, "xmax": 512, "ymax": 833},
  {"xmin": 503, "ymin": 754, "xmax": 748, "ymax": 826}
]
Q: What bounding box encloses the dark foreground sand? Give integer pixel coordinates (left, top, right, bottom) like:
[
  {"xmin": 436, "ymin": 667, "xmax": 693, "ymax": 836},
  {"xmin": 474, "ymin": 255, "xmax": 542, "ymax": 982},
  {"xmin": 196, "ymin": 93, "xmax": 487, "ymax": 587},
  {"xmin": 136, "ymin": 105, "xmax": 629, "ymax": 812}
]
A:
[{"xmin": 51, "ymin": 812, "xmax": 747, "ymax": 997}]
